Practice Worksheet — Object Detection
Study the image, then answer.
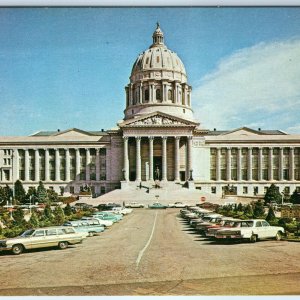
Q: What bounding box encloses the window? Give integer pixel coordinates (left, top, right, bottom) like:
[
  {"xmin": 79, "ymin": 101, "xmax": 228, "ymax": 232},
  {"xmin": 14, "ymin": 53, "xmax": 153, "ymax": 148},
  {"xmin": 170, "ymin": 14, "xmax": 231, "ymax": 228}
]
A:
[
  {"xmin": 70, "ymin": 186, "xmax": 75, "ymax": 194},
  {"xmin": 100, "ymin": 187, "xmax": 106, "ymax": 194},
  {"xmin": 254, "ymin": 186, "xmax": 258, "ymax": 195},
  {"xmin": 156, "ymin": 89, "xmax": 161, "ymax": 101},
  {"xmin": 33, "ymin": 230, "xmax": 45, "ymax": 237},
  {"xmin": 144, "ymin": 89, "xmax": 149, "ymax": 102},
  {"xmin": 262, "ymin": 221, "xmax": 270, "ymax": 227},
  {"xmin": 243, "ymin": 186, "xmax": 248, "ymax": 194},
  {"xmin": 211, "ymin": 187, "xmax": 216, "ymax": 194},
  {"xmin": 46, "ymin": 229, "xmax": 57, "ymax": 236},
  {"xmin": 283, "ymin": 169, "xmax": 289, "ymax": 180},
  {"xmin": 168, "ymin": 89, "xmax": 172, "ymax": 101},
  {"xmin": 255, "ymin": 221, "xmax": 262, "ymax": 227},
  {"xmin": 156, "ymin": 56, "xmax": 160, "ymax": 63}
]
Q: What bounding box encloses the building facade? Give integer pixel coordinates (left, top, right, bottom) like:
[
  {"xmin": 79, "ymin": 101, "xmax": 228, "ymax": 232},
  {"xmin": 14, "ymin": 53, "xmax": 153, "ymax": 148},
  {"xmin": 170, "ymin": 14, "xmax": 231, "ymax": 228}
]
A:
[{"xmin": 1, "ymin": 24, "xmax": 300, "ymax": 198}]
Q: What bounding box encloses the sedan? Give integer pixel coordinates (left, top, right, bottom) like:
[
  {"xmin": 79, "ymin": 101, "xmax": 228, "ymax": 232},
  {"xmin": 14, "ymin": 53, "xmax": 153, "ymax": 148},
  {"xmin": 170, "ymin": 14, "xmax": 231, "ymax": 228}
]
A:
[{"xmin": 148, "ymin": 202, "xmax": 168, "ymax": 209}]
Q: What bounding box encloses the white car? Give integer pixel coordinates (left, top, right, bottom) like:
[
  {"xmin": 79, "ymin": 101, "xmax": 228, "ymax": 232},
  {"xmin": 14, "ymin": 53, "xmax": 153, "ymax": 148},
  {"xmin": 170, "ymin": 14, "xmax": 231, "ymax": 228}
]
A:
[
  {"xmin": 81, "ymin": 217, "xmax": 113, "ymax": 227},
  {"xmin": 168, "ymin": 202, "xmax": 189, "ymax": 208},
  {"xmin": 111, "ymin": 207, "xmax": 133, "ymax": 215},
  {"xmin": 215, "ymin": 219, "xmax": 285, "ymax": 243},
  {"xmin": 125, "ymin": 202, "xmax": 145, "ymax": 208}
]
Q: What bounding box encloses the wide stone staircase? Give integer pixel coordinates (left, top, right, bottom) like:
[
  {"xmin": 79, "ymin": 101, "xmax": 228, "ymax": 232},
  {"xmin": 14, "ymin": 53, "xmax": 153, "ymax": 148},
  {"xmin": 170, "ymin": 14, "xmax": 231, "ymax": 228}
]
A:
[{"xmin": 79, "ymin": 181, "xmax": 223, "ymax": 207}]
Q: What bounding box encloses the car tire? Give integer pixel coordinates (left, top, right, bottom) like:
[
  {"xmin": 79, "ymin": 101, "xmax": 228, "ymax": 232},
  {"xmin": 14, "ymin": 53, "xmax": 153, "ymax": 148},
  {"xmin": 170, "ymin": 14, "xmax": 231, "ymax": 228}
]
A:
[
  {"xmin": 58, "ymin": 241, "xmax": 68, "ymax": 250},
  {"xmin": 11, "ymin": 244, "xmax": 24, "ymax": 255},
  {"xmin": 275, "ymin": 231, "xmax": 282, "ymax": 241},
  {"xmin": 249, "ymin": 234, "xmax": 257, "ymax": 243}
]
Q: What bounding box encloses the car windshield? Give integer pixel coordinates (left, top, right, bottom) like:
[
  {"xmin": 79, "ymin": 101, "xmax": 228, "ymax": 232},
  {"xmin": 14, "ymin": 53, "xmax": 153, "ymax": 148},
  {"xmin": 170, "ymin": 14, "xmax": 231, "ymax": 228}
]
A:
[{"xmin": 20, "ymin": 229, "xmax": 35, "ymax": 237}]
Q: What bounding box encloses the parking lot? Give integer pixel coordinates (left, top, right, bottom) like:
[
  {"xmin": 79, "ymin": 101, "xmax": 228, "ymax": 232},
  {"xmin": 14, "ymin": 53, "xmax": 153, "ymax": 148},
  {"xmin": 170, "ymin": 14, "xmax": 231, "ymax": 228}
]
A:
[{"xmin": 0, "ymin": 208, "xmax": 300, "ymax": 296}]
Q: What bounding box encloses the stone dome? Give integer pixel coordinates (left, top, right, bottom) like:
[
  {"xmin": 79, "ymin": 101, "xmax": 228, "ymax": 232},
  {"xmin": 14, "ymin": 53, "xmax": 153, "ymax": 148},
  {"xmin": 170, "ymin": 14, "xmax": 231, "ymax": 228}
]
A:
[{"xmin": 124, "ymin": 23, "xmax": 193, "ymax": 121}]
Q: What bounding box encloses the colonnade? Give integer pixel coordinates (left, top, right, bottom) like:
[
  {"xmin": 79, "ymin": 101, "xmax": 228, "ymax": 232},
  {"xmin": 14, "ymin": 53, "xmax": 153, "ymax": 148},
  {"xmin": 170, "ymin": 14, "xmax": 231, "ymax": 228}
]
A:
[{"xmin": 123, "ymin": 136, "xmax": 193, "ymax": 182}]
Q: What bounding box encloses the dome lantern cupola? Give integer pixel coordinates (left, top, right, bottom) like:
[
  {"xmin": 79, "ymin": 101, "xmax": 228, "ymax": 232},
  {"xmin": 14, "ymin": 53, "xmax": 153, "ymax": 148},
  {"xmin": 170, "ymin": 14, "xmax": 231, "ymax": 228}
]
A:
[
  {"xmin": 124, "ymin": 24, "xmax": 194, "ymax": 122},
  {"xmin": 151, "ymin": 22, "xmax": 164, "ymax": 46}
]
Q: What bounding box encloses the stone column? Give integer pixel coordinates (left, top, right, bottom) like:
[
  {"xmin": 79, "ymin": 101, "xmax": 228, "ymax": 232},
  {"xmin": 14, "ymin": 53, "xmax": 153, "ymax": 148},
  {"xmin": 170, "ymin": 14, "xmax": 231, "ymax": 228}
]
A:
[
  {"xmin": 149, "ymin": 84, "xmax": 153, "ymax": 103},
  {"xmin": 86, "ymin": 148, "xmax": 90, "ymax": 181},
  {"xmin": 129, "ymin": 84, "xmax": 133, "ymax": 106},
  {"xmin": 174, "ymin": 83, "xmax": 178, "ymax": 103},
  {"xmin": 164, "ymin": 83, "xmax": 167, "ymax": 102},
  {"xmin": 290, "ymin": 147, "xmax": 295, "ymax": 181},
  {"xmin": 35, "ymin": 149, "xmax": 40, "ymax": 182},
  {"xmin": 174, "ymin": 136, "xmax": 180, "ymax": 181},
  {"xmin": 24, "ymin": 149, "xmax": 29, "ymax": 181},
  {"xmin": 237, "ymin": 147, "xmax": 242, "ymax": 181},
  {"xmin": 187, "ymin": 136, "xmax": 193, "ymax": 180},
  {"xmin": 123, "ymin": 137, "xmax": 129, "ymax": 181},
  {"xmin": 45, "ymin": 149, "xmax": 49, "ymax": 181},
  {"xmin": 136, "ymin": 137, "xmax": 141, "ymax": 182},
  {"xmin": 216, "ymin": 148, "xmax": 221, "ymax": 181},
  {"xmin": 96, "ymin": 149, "xmax": 100, "ymax": 181},
  {"xmin": 268, "ymin": 147, "xmax": 273, "ymax": 181},
  {"xmin": 13, "ymin": 149, "xmax": 19, "ymax": 181},
  {"xmin": 65, "ymin": 148, "xmax": 70, "ymax": 182},
  {"xmin": 76, "ymin": 149, "xmax": 81, "ymax": 180},
  {"xmin": 162, "ymin": 136, "xmax": 168, "ymax": 181},
  {"xmin": 258, "ymin": 147, "xmax": 263, "ymax": 181},
  {"xmin": 55, "ymin": 149, "xmax": 60, "ymax": 181},
  {"xmin": 248, "ymin": 147, "xmax": 252, "ymax": 181},
  {"xmin": 149, "ymin": 137, "xmax": 154, "ymax": 181},
  {"xmin": 226, "ymin": 147, "xmax": 231, "ymax": 181},
  {"xmin": 279, "ymin": 147, "xmax": 284, "ymax": 181},
  {"xmin": 184, "ymin": 85, "xmax": 187, "ymax": 105},
  {"xmin": 139, "ymin": 83, "xmax": 143, "ymax": 104}
]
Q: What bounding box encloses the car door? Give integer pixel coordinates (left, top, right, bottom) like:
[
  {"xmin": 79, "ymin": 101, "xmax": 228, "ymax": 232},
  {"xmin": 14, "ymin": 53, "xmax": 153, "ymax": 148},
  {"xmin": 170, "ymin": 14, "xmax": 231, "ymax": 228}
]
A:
[
  {"xmin": 254, "ymin": 221, "xmax": 264, "ymax": 239},
  {"xmin": 29, "ymin": 229, "xmax": 46, "ymax": 249},
  {"xmin": 261, "ymin": 220, "xmax": 273, "ymax": 238},
  {"xmin": 45, "ymin": 228, "xmax": 60, "ymax": 247}
]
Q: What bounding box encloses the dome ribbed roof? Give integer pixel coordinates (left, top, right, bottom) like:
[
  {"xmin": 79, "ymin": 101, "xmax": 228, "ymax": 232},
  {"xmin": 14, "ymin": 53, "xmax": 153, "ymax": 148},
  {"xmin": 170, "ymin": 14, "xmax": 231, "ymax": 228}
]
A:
[{"xmin": 131, "ymin": 23, "xmax": 186, "ymax": 77}]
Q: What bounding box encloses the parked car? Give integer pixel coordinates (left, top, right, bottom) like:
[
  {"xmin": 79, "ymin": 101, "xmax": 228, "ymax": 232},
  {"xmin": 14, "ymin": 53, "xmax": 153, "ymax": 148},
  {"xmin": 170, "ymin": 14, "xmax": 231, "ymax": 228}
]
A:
[
  {"xmin": 148, "ymin": 202, "xmax": 168, "ymax": 209},
  {"xmin": 205, "ymin": 219, "xmax": 238, "ymax": 237},
  {"xmin": 168, "ymin": 202, "xmax": 189, "ymax": 208},
  {"xmin": 92, "ymin": 212, "xmax": 122, "ymax": 223},
  {"xmin": 125, "ymin": 202, "xmax": 145, "ymax": 208},
  {"xmin": 81, "ymin": 217, "xmax": 113, "ymax": 227},
  {"xmin": 0, "ymin": 226, "xmax": 85, "ymax": 255},
  {"xmin": 215, "ymin": 219, "xmax": 285, "ymax": 243},
  {"xmin": 110, "ymin": 206, "xmax": 133, "ymax": 215},
  {"xmin": 63, "ymin": 220, "xmax": 105, "ymax": 237}
]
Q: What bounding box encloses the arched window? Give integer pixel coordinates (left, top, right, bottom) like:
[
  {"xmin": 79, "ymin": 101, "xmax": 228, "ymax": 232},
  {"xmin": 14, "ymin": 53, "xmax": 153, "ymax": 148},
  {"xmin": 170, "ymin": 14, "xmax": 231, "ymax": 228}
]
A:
[
  {"xmin": 144, "ymin": 89, "xmax": 149, "ymax": 102},
  {"xmin": 168, "ymin": 89, "xmax": 172, "ymax": 101},
  {"xmin": 156, "ymin": 89, "xmax": 161, "ymax": 101}
]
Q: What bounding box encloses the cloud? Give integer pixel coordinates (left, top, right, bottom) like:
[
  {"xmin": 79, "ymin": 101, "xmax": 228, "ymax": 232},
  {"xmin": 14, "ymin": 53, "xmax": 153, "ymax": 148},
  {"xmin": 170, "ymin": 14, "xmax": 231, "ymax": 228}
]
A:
[{"xmin": 193, "ymin": 38, "xmax": 300, "ymax": 132}]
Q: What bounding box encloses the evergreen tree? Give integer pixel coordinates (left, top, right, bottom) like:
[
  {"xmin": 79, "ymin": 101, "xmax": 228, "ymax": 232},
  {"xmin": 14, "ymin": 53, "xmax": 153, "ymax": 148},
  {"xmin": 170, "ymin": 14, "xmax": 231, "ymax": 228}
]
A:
[
  {"xmin": 290, "ymin": 190, "xmax": 300, "ymax": 204},
  {"xmin": 47, "ymin": 189, "xmax": 58, "ymax": 203},
  {"xmin": 26, "ymin": 186, "xmax": 38, "ymax": 203},
  {"xmin": 244, "ymin": 204, "xmax": 254, "ymax": 218},
  {"xmin": 53, "ymin": 206, "xmax": 65, "ymax": 225},
  {"xmin": 264, "ymin": 183, "xmax": 282, "ymax": 205},
  {"xmin": 12, "ymin": 207, "xmax": 24, "ymax": 225},
  {"xmin": 28, "ymin": 211, "xmax": 39, "ymax": 228},
  {"xmin": 14, "ymin": 180, "xmax": 26, "ymax": 204},
  {"xmin": 253, "ymin": 200, "xmax": 265, "ymax": 218},
  {"xmin": 64, "ymin": 203, "xmax": 72, "ymax": 216},
  {"xmin": 37, "ymin": 181, "xmax": 48, "ymax": 203},
  {"xmin": 266, "ymin": 206, "xmax": 276, "ymax": 222},
  {"xmin": 43, "ymin": 204, "xmax": 53, "ymax": 221},
  {"xmin": 237, "ymin": 203, "xmax": 243, "ymax": 212}
]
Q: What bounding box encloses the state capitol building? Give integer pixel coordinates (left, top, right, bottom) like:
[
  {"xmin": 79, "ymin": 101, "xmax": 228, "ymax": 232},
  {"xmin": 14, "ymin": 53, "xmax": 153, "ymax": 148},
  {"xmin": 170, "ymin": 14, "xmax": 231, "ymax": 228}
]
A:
[{"xmin": 1, "ymin": 24, "xmax": 300, "ymax": 200}]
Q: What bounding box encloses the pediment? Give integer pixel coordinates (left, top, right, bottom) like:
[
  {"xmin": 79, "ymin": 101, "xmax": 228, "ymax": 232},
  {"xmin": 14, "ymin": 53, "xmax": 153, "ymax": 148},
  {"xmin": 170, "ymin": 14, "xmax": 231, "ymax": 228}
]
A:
[
  {"xmin": 54, "ymin": 128, "xmax": 93, "ymax": 137},
  {"xmin": 120, "ymin": 112, "xmax": 199, "ymax": 128},
  {"xmin": 221, "ymin": 127, "xmax": 262, "ymax": 137}
]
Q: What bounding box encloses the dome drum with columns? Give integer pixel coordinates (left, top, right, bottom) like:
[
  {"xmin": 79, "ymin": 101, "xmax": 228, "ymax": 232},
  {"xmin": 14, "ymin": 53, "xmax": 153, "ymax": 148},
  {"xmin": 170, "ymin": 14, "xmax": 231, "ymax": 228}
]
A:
[{"xmin": 124, "ymin": 23, "xmax": 193, "ymax": 121}]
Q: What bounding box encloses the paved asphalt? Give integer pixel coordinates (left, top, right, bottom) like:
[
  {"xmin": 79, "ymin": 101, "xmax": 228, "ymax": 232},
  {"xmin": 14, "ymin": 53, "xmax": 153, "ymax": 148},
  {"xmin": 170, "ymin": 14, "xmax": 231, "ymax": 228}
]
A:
[{"xmin": 0, "ymin": 209, "xmax": 300, "ymax": 296}]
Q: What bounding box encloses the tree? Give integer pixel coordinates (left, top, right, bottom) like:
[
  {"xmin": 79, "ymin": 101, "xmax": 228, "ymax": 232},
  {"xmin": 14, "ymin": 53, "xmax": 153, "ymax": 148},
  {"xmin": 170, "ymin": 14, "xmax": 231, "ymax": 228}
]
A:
[
  {"xmin": 266, "ymin": 206, "xmax": 276, "ymax": 222},
  {"xmin": 12, "ymin": 207, "xmax": 24, "ymax": 225},
  {"xmin": 47, "ymin": 189, "xmax": 58, "ymax": 203},
  {"xmin": 290, "ymin": 190, "xmax": 300, "ymax": 204},
  {"xmin": 53, "ymin": 206, "xmax": 65, "ymax": 225},
  {"xmin": 36, "ymin": 181, "xmax": 48, "ymax": 203},
  {"xmin": 43, "ymin": 204, "xmax": 53, "ymax": 221},
  {"xmin": 253, "ymin": 200, "xmax": 265, "ymax": 218},
  {"xmin": 264, "ymin": 184, "xmax": 282, "ymax": 205},
  {"xmin": 28, "ymin": 211, "xmax": 39, "ymax": 228},
  {"xmin": 237, "ymin": 203, "xmax": 243, "ymax": 212},
  {"xmin": 64, "ymin": 203, "xmax": 72, "ymax": 216},
  {"xmin": 14, "ymin": 180, "xmax": 26, "ymax": 204},
  {"xmin": 244, "ymin": 204, "xmax": 254, "ymax": 218}
]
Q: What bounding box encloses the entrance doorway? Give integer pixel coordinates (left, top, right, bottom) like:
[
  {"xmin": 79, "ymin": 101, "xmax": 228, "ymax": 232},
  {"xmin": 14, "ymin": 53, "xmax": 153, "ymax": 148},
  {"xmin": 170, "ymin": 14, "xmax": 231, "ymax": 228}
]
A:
[{"xmin": 153, "ymin": 156, "xmax": 162, "ymax": 180}]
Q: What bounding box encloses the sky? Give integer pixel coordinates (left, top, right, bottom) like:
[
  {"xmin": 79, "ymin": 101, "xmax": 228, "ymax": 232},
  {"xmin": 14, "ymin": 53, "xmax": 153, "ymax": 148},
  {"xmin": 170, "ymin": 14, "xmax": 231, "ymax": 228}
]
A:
[{"xmin": 0, "ymin": 7, "xmax": 300, "ymax": 136}]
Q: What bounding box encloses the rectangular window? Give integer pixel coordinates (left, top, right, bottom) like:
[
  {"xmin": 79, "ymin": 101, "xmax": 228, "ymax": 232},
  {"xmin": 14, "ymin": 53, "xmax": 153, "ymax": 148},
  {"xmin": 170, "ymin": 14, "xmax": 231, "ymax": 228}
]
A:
[
  {"xmin": 263, "ymin": 169, "xmax": 268, "ymax": 180},
  {"xmin": 231, "ymin": 169, "xmax": 237, "ymax": 181},
  {"xmin": 273, "ymin": 169, "xmax": 279, "ymax": 181},
  {"xmin": 211, "ymin": 187, "xmax": 216, "ymax": 194},
  {"xmin": 283, "ymin": 169, "xmax": 289, "ymax": 180},
  {"xmin": 69, "ymin": 186, "xmax": 75, "ymax": 194},
  {"xmin": 221, "ymin": 169, "xmax": 226, "ymax": 180},
  {"xmin": 243, "ymin": 186, "xmax": 248, "ymax": 194},
  {"xmin": 100, "ymin": 186, "xmax": 106, "ymax": 194},
  {"xmin": 242, "ymin": 169, "xmax": 247, "ymax": 180}
]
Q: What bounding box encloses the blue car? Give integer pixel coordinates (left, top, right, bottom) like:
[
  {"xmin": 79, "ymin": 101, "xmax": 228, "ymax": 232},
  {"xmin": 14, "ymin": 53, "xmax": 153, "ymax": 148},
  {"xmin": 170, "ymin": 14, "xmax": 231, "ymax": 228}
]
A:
[{"xmin": 63, "ymin": 220, "xmax": 105, "ymax": 237}]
